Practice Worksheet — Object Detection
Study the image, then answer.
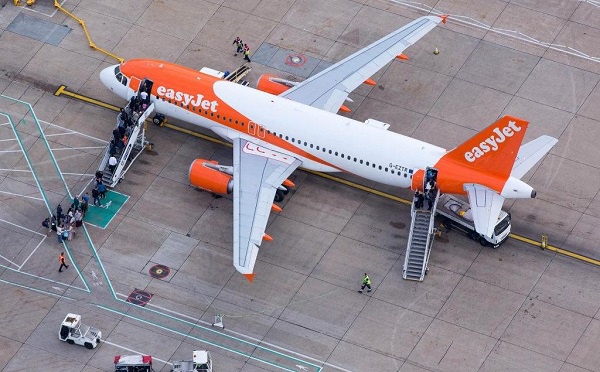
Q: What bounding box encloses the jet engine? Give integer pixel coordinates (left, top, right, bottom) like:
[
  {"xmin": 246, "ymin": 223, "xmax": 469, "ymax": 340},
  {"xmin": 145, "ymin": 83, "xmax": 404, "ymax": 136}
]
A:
[
  {"xmin": 188, "ymin": 159, "xmax": 233, "ymax": 195},
  {"xmin": 256, "ymin": 74, "xmax": 298, "ymax": 95}
]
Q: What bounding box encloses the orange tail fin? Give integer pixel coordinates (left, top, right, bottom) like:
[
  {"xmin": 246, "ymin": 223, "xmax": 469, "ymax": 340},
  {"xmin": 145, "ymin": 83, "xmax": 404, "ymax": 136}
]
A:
[{"xmin": 435, "ymin": 116, "xmax": 528, "ymax": 194}]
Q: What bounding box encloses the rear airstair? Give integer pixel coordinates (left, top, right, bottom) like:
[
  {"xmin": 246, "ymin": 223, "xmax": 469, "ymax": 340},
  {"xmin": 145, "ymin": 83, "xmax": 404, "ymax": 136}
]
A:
[
  {"xmin": 98, "ymin": 86, "xmax": 155, "ymax": 187},
  {"xmin": 403, "ymin": 168, "xmax": 440, "ymax": 281},
  {"xmin": 225, "ymin": 63, "xmax": 251, "ymax": 86}
]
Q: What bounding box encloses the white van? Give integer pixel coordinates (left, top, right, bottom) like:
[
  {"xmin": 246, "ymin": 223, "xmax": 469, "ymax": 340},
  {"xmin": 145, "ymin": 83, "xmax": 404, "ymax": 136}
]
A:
[{"xmin": 436, "ymin": 194, "xmax": 511, "ymax": 248}]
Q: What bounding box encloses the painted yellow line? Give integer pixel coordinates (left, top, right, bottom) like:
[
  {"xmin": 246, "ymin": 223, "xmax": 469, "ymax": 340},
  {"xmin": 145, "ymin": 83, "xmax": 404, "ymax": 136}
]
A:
[
  {"xmin": 54, "ymin": 85, "xmax": 600, "ymax": 268},
  {"xmin": 54, "ymin": 85, "xmax": 120, "ymax": 111},
  {"xmin": 53, "ymin": 0, "xmax": 124, "ymax": 63}
]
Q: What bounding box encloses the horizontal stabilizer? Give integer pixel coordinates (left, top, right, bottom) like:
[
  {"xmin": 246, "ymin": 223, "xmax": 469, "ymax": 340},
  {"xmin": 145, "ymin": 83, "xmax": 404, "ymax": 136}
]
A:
[
  {"xmin": 464, "ymin": 183, "xmax": 505, "ymax": 238},
  {"xmin": 511, "ymin": 135, "xmax": 558, "ymax": 179}
]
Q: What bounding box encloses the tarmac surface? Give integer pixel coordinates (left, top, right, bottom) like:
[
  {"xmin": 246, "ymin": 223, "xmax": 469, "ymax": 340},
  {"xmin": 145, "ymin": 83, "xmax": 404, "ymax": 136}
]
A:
[{"xmin": 1, "ymin": 0, "xmax": 600, "ymax": 371}]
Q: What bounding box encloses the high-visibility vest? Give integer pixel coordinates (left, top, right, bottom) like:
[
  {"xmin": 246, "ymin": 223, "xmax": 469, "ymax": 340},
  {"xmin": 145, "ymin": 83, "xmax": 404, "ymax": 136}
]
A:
[{"xmin": 363, "ymin": 275, "xmax": 371, "ymax": 285}]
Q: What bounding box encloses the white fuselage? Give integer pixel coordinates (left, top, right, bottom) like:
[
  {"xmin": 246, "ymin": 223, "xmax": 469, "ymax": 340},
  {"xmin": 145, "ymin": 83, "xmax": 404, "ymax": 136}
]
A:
[{"xmin": 115, "ymin": 75, "xmax": 447, "ymax": 188}]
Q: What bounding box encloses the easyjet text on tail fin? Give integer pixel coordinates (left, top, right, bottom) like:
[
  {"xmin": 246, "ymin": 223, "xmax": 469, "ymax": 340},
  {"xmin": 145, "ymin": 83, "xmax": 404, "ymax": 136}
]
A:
[{"xmin": 444, "ymin": 116, "xmax": 528, "ymax": 179}]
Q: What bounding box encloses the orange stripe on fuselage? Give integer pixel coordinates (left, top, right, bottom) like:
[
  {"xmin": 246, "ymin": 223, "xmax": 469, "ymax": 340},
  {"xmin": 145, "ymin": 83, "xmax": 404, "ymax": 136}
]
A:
[{"xmin": 119, "ymin": 59, "xmax": 341, "ymax": 170}]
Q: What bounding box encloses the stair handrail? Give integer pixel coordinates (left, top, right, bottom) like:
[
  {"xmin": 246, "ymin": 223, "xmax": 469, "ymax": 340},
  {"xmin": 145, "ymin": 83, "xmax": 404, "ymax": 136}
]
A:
[
  {"xmin": 421, "ymin": 188, "xmax": 441, "ymax": 276},
  {"xmin": 110, "ymin": 103, "xmax": 154, "ymax": 186}
]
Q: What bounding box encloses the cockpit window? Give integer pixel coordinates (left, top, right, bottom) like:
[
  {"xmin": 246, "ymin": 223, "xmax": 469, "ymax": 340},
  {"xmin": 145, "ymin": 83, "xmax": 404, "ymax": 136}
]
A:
[{"xmin": 114, "ymin": 65, "xmax": 128, "ymax": 86}]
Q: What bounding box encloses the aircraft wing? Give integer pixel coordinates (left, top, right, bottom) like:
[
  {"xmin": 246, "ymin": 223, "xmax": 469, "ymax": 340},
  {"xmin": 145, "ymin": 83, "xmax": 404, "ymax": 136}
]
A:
[
  {"xmin": 280, "ymin": 15, "xmax": 445, "ymax": 113},
  {"xmin": 232, "ymin": 138, "xmax": 301, "ymax": 281},
  {"xmin": 511, "ymin": 135, "xmax": 558, "ymax": 179},
  {"xmin": 464, "ymin": 184, "xmax": 505, "ymax": 238}
]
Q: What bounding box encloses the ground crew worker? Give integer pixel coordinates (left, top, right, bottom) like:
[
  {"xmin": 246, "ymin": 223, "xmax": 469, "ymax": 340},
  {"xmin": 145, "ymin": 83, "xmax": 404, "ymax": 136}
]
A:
[
  {"xmin": 233, "ymin": 37, "xmax": 244, "ymax": 56},
  {"xmin": 358, "ymin": 273, "xmax": 371, "ymax": 293},
  {"xmin": 58, "ymin": 252, "xmax": 69, "ymax": 272},
  {"xmin": 243, "ymin": 44, "xmax": 251, "ymax": 62}
]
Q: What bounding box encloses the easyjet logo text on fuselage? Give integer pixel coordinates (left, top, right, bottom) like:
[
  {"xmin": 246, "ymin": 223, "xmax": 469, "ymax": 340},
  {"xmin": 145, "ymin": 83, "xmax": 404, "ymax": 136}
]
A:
[
  {"xmin": 464, "ymin": 121, "xmax": 522, "ymax": 162},
  {"xmin": 157, "ymin": 86, "xmax": 218, "ymax": 112}
]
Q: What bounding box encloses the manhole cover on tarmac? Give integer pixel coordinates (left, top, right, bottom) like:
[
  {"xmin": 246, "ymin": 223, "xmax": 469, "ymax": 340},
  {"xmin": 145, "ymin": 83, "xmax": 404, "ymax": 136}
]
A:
[
  {"xmin": 285, "ymin": 53, "xmax": 307, "ymax": 67},
  {"xmin": 127, "ymin": 289, "xmax": 153, "ymax": 307},
  {"xmin": 149, "ymin": 264, "xmax": 170, "ymax": 279}
]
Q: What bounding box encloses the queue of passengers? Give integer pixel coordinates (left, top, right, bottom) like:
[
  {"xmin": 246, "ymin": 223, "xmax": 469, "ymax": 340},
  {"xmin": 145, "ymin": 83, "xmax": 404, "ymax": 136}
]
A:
[{"xmin": 43, "ymin": 195, "xmax": 87, "ymax": 243}]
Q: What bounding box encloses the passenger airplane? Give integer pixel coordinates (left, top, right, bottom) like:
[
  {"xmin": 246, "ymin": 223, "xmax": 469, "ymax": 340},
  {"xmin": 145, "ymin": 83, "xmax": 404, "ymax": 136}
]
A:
[{"xmin": 100, "ymin": 15, "xmax": 558, "ymax": 281}]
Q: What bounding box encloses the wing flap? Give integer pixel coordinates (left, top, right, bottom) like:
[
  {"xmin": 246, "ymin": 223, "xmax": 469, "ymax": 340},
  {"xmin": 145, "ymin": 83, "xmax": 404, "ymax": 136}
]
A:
[
  {"xmin": 233, "ymin": 138, "xmax": 301, "ymax": 277},
  {"xmin": 281, "ymin": 15, "xmax": 443, "ymax": 112}
]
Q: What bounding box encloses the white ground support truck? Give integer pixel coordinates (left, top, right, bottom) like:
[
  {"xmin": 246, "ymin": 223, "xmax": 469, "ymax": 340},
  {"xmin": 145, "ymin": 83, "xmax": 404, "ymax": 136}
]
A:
[
  {"xmin": 436, "ymin": 194, "xmax": 511, "ymax": 248},
  {"xmin": 58, "ymin": 313, "xmax": 102, "ymax": 349},
  {"xmin": 171, "ymin": 350, "xmax": 213, "ymax": 372}
]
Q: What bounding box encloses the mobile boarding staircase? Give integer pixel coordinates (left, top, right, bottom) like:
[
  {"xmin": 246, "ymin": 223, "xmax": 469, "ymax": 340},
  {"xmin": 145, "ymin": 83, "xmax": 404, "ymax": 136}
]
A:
[
  {"xmin": 403, "ymin": 168, "xmax": 440, "ymax": 281},
  {"xmin": 98, "ymin": 85, "xmax": 155, "ymax": 187}
]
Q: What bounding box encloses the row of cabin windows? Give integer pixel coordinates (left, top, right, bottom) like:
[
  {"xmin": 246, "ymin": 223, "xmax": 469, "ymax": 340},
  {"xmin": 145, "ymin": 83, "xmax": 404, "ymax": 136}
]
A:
[{"xmin": 160, "ymin": 96, "xmax": 412, "ymax": 178}]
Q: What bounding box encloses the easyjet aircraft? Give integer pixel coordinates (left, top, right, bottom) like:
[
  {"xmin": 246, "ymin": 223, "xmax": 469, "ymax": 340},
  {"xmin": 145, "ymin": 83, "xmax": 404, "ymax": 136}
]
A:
[{"xmin": 100, "ymin": 15, "xmax": 557, "ymax": 281}]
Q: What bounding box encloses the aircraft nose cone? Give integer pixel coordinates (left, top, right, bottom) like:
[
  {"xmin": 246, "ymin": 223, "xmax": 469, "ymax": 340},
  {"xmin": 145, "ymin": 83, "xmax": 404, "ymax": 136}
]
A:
[{"xmin": 99, "ymin": 66, "xmax": 115, "ymax": 90}]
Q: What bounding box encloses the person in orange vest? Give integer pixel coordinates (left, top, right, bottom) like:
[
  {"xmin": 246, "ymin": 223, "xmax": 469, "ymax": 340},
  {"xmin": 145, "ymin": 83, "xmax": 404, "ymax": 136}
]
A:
[{"xmin": 58, "ymin": 252, "xmax": 69, "ymax": 272}]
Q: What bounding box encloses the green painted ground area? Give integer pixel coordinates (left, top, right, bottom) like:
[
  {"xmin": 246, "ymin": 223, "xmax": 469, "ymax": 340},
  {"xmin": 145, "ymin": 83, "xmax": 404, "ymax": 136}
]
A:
[{"xmin": 84, "ymin": 190, "xmax": 129, "ymax": 229}]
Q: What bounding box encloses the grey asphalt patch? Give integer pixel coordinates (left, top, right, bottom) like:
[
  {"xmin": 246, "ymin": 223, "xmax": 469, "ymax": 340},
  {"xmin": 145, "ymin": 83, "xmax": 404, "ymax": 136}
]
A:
[{"xmin": 7, "ymin": 12, "xmax": 70, "ymax": 46}]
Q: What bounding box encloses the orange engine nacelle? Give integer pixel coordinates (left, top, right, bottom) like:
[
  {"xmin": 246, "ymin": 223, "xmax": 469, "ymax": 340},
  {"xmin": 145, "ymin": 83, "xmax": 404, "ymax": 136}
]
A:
[
  {"xmin": 189, "ymin": 159, "xmax": 233, "ymax": 195},
  {"xmin": 257, "ymin": 74, "xmax": 297, "ymax": 95}
]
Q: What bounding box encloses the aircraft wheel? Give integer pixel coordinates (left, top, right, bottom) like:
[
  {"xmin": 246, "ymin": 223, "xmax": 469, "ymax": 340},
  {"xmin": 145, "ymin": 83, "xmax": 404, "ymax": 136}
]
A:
[
  {"xmin": 479, "ymin": 238, "xmax": 488, "ymax": 247},
  {"xmin": 67, "ymin": 339, "xmax": 74, "ymax": 345},
  {"xmin": 84, "ymin": 342, "xmax": 93, "ymax": 349},
  {"xmin": 470, "ymin": 232, "xmax": 479, "ymax": 240},
  {"xmin": 274, "ymin": 190, "xmax": 285, "ymax": 203}
]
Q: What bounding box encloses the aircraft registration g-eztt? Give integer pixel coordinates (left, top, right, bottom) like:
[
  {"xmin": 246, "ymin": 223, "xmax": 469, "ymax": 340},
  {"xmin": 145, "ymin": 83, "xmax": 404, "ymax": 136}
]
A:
[{"xmin": 100, "ymin": 15, "xmax": 558, "ymax": 281}]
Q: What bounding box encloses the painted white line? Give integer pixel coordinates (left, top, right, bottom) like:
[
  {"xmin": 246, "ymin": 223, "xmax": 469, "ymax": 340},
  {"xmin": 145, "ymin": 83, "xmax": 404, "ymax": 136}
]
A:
[
  {"xmin": 19, "ymin": 235, "xmax": 47, "ymax": 271},
  {"xmin": 61, "ymin": 172, "xmax": 96, "ymax": 177},
  {"xmin": 0, "ymin": 254, "xmax": 20, "ymax": 268},
  {"xmin": 41, "ymin": 120, "xmax": 109, "ymax": 144},
  {"xmin": 49, "ymin": 146, "xmax": 106, "ymax": 151},
  {"xmin": 0, "ymin": 218, "xmax": 45, "ymax": 236},
  {"xmin": 0, "ymin": 150, "xmax": 24, "ymax": 153},
  {"xmin": 115, "ymin": 292, "xmax": 351, "ymax": 372},
  {"xmin": 0, "ymin": 190, "xmax": 44, "ymax": 201},
  {"xmin": 21, "ymin": 0, "xmax": 65, "ymax": 17},
  {"xmin": 0, "ymin": 138, "xmax": 18, "ymax": 142},
  {"xmin": 0, "ymin": 169, "xmax": 31, "ymax": 173},
  {"xmin": 390, "ymin": 0, "xmax": 600, "ymax": 63},
  {"xmin": 102, "ymin": 340, "xmax": 173, "ymax": 365},
  {"xmin": 0, "ymin": 263, "xmax": 89, "ymax": 292},
  {"xmin": 78, "ymin": 177, "xmax": 94, "ymax": 198},
  {"xmin": 0, "ymin": 278, "xmax": 76, "ymax": 300}
]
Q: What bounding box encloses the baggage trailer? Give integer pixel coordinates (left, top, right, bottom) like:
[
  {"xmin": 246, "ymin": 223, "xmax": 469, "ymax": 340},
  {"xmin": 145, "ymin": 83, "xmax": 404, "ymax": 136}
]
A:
[
  {"xmin": 114, "ymin": 355, "xmax": 153, "ymax": 372},
  {"xmin": 436, "ymin": 194, "xmax": 511, "ymax": 248}
]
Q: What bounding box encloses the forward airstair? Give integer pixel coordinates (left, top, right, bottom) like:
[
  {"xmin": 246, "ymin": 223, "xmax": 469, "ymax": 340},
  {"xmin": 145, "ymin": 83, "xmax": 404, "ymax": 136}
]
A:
[
  {"xmin": 98, "ymin": 82, "xmax": 155, "ymax": 187},
  {"xmin": 403, "ymin": 168, "xmax": 440, "ymax": 281}
]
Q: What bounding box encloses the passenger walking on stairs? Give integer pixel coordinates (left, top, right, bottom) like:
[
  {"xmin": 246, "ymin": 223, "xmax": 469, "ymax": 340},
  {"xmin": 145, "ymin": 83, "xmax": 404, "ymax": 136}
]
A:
[
  {"xmin": 58, "ymin": 252, "xmax": 69, "ymax": 272},
  {"xmin": 108, "ymin": 155, "xmax": 118, "ymax": 173},
  {"xmin": 358, "ymin": 273, "xmax": 372, "ymax": 293}
]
